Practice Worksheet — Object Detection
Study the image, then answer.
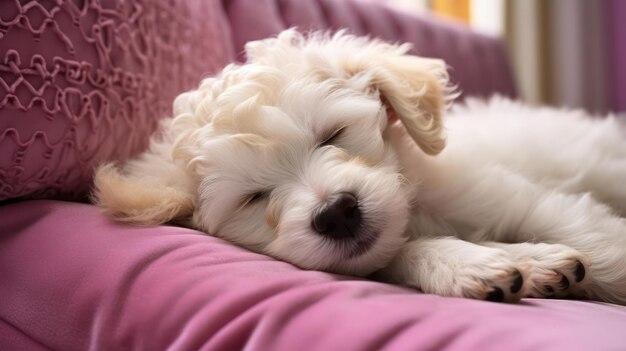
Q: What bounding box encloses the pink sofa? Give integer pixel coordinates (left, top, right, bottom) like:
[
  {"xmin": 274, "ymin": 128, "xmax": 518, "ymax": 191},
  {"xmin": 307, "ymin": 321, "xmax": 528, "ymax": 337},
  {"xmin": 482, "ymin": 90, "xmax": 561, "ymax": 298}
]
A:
[{"xmin": 1, "ymin": 1, "xmax": 625, "ymax": 350}]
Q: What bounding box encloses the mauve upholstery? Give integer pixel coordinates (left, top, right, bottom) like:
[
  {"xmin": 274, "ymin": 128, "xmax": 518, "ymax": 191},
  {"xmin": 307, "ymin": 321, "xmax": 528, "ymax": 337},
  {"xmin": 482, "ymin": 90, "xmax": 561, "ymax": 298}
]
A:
[
  {"xmin": 223, "ymin": 0, "xmax": 517, "ymax": 100},
  {"xmin": 3, "ymin": 1, "xmax": 626, "ymax": 350},
  {"xmin": 0, "ymin": 0, "xmax": 233, "ymax": 200},
  {"xmin": 2, "ymin": 200, "xmax": 626, "ymax": 351}
]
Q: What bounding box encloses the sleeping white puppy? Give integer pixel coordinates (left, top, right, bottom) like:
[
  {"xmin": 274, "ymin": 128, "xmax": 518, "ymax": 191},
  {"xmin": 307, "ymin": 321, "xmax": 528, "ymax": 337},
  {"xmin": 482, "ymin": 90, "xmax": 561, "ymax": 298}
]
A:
[{"xmin": 93, "ymin": 29, "xmax": 626, "ymax": 304}]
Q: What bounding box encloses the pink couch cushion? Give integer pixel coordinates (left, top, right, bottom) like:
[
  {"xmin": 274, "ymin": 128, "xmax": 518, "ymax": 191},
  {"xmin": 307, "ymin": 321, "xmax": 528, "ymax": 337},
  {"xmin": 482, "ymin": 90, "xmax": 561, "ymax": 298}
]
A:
[
  {"xmin": 1, "ymin": 200, "xmax": 626, "ymax": 350},
  {"xmin": 223, "ymin": 0, "xmax": 517, "ymax": 100},
  {"xmin": 0, "ymin": 0, "xmax": 234, "ymax": 201}
]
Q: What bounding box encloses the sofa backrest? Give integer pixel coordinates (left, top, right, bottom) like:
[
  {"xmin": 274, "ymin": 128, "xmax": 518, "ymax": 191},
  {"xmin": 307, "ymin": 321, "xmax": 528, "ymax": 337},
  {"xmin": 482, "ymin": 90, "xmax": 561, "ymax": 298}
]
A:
[
  {"xmin": 0, "ymin": 0, "xmax": 234, "ymax": 201},
  {"xmin": 223, "ymin": 0, "xmax": 517, "ymax": 100}
]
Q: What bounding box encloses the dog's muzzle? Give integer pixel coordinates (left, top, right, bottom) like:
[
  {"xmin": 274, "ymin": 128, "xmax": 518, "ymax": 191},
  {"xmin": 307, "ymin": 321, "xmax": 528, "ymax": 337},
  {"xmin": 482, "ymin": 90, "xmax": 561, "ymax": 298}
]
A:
[
  {"xmin": 311, "ymin": 192, "xmax": 362, "ymax": 239},
  {"xmin": 311, "ymin": 192, "xmax": 381, "ymax": 258}
]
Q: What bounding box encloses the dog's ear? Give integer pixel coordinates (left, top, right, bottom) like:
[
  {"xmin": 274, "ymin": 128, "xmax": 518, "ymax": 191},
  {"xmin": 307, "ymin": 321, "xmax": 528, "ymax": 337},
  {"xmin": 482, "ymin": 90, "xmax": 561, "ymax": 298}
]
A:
[
  {"xmin": 92, "ymin": 161, "xmax": 195, "ymax": 225},
  {"xmin": 331, "ymin": 45, "xmax": 450, "ymax": 156},
  {"xmin": 256, "ymin": 29, "xmax": 451, "ymax": 155},
  {"xmin": 367, "ymin": 55, "xmax": 449, "ymax": 155}
]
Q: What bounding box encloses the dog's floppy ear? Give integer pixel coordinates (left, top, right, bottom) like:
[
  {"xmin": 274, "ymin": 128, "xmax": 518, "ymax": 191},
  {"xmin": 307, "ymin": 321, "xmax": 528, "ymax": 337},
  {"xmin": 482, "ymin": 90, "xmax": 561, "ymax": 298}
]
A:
[
  {"xmin": 92, "ymin": 159, "xmax": 195, "ymax": 225},
  {"xmin": 367, "ymin": 55, "xmax": 449, "ymax": 155},
  {"xmin": 336, "ymin": 46, "xmax": 450, "ymax": 156}
]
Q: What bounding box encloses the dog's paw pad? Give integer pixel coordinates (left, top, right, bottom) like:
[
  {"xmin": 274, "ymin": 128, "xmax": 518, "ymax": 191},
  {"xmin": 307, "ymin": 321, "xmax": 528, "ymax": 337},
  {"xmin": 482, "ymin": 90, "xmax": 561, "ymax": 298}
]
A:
[
  {"xmin": 485, "ymin": 271, "xmax": 523, "ymax": 301},
  {"xmin": 524, "ymin": 245, "xmax": 590, "ymax": 298},
  {"xmin": 510, "ymin": 270, "xmax": 524, "ymax": 294},
  {"xmin": 477, "ymin": 268, "xmax": 525, "ymax": 303},
  {"xmin": 559, "ymin": 275, "xmax": 570, "ymax": 290},
  {"xmin": 543, "ymin": 284, "xmax": 554, "ymax": 295},
  {"xmin": 486, "ymin": 287, "xmax": 505, "ymax": 302},
  {"xmin": 430, "ymin": 248, "xmax": 526, "ymax": 303},
  {"xmin": 574, "ymin": 260, "xmax": 586, "ymax": 282},
  {"xmin": 462, "ymin": 263, "xmax": 527, "ymax": 303}
]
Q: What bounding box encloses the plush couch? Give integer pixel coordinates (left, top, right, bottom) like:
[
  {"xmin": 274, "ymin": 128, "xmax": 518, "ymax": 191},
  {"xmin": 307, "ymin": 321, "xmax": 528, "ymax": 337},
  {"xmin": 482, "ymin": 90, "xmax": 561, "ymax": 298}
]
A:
[{"xmin": 1, "ymin": 0, "xmax": 625, "ymax": 350}]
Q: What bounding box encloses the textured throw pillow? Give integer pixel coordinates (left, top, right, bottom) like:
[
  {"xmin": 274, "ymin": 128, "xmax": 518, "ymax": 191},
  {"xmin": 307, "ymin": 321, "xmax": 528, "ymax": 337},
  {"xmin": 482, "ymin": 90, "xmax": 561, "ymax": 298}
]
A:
[{"xmin": 0, "ymin": 0, "xmax": 234, "ymax": 200}]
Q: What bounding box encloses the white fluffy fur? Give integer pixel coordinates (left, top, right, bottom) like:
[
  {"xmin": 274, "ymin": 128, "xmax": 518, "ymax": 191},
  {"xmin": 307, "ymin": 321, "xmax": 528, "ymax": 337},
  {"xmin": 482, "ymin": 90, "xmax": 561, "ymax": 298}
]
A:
[{"xmin": 93, "ymin": 29, "xmax": 626, "ymax": 304}]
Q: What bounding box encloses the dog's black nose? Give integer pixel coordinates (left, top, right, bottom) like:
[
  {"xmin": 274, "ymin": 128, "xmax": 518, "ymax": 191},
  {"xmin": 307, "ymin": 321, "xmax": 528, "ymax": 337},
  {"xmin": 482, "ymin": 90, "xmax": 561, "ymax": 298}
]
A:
[{"xmin": 312, "ymin": 192, "xmax": 361, "ymax": 239}]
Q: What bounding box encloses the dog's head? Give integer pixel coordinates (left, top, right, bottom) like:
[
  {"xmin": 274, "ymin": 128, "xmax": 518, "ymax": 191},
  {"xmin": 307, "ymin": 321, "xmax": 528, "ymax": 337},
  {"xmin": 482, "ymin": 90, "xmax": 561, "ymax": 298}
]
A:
[{"xmin": 94, "ymin": 29, "xmax": 451, "ymax": 276}]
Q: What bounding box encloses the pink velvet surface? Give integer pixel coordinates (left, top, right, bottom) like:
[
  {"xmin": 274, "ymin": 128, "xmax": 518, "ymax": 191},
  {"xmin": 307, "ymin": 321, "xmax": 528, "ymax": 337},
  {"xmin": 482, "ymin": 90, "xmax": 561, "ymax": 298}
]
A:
[
  {"xmin": 223, "ymin": 0, "xmax": 517, "ymax": 101},
  {"xmin": 2, "ymin": 200, "xmax": 626, "ymax": 351},
  {"xmin": 0, "ymin": 0, "xmax": 233, "ymax": 201}
]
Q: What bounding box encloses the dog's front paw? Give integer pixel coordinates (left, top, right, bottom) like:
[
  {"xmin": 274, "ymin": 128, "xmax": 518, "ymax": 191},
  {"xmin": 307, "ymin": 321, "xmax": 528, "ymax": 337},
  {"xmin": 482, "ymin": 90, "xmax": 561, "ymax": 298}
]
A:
[
  {"xmin": 425, "ymin": 248, "xmax": 527, "ymax": 303},
  {"xmin": 522, "ymin": 244, "xmax": 590, "ymax": 299},
  {"xmin": 458, "ymin": 252, "xmax": 526, "ymax": 303}
]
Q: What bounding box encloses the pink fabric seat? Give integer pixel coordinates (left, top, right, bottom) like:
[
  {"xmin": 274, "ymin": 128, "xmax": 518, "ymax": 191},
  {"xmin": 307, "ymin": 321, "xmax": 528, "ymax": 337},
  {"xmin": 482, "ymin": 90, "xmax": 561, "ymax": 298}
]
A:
[{"xmin": 2, "ymin": 200, "xmax": 626, "ymax": 351}]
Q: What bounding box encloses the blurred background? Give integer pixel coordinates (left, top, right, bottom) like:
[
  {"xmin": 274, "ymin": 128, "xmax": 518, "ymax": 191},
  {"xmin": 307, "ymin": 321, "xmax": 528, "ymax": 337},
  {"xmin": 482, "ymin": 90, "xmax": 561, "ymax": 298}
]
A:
[{"xmin": 380, "ymin": 0, "xmax": 626, "ymax": 115}]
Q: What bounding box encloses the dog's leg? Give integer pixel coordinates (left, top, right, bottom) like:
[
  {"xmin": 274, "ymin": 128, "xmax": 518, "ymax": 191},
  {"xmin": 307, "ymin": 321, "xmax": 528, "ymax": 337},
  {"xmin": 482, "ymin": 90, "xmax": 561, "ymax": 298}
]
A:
[
  {"xmin": 376, "ymin": 237, "xmax": 526, "ymax": 302},
  {"xmin": 484, "ymin": 242, "xmax": 591, "ymax": 299},
  {"xmin": 489, "ymin": 191, "xmax": 626, "ymax": 304},
  {"xmin": 417, "ymin": 160, "xmax": 626, "ymax": 304}
]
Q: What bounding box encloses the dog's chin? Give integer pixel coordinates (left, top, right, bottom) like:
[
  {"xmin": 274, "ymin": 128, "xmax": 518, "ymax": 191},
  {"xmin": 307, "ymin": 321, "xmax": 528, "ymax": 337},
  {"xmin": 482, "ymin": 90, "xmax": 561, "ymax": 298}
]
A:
[
  {"xmin": 266, "ymin": 221, "xmax": 407, "ymax": 277},
  {"xmin": 324, "ymin": 232, "xmax": 406, "ymax": 277},
  {"xmin": 326, "ymin": 224, "xmax": 381, "ymax": 260},
  {"xmin": 325, "ymin": 209, "xmax": 411, "ymax": 276}
]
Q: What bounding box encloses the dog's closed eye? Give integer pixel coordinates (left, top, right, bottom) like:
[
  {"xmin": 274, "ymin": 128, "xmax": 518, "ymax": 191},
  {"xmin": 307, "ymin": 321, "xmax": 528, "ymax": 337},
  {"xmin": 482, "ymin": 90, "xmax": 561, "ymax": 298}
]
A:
[
  {"xmin": 320, "ymin": 126, "xmax": 346, "ymax": 147},
  {"xmin": 241, "ymin": 191, "xmax": 269, "ymax": 207}
]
